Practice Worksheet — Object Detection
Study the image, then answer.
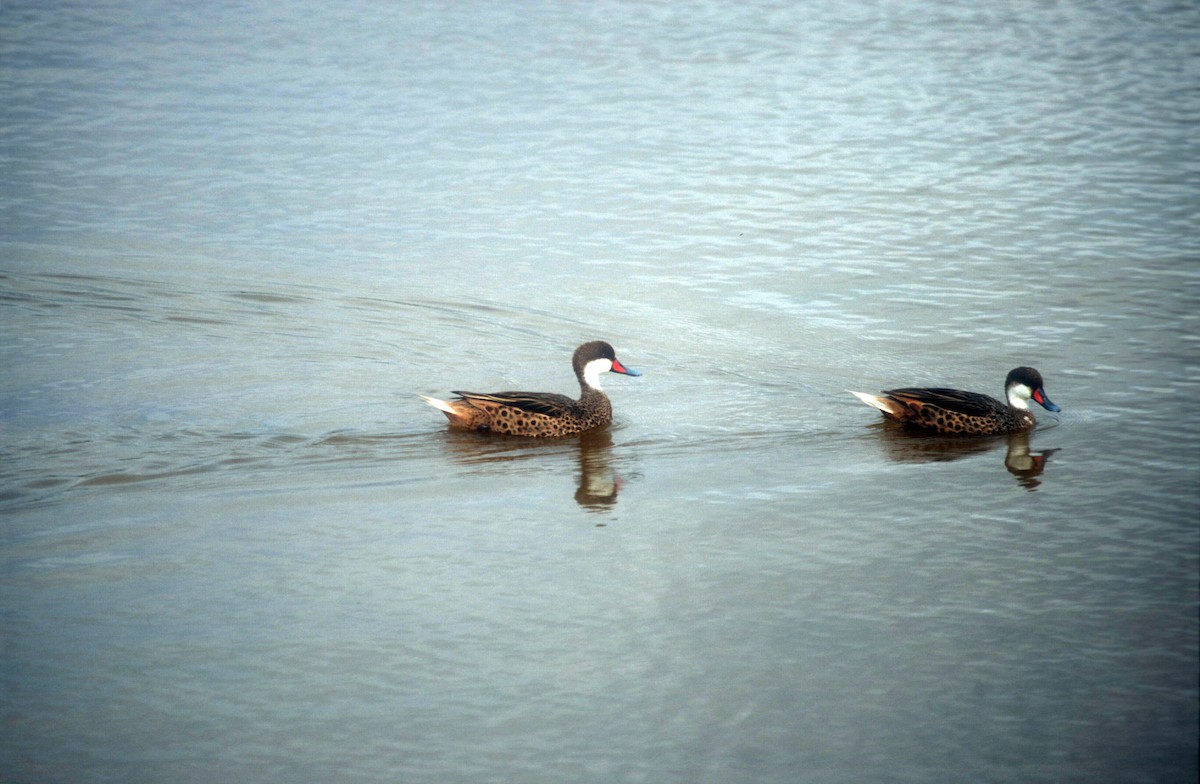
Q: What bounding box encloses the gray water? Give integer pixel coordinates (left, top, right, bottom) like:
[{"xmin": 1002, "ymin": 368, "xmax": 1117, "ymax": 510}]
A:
[{"xmin": 2, "ymin": 2, "xmax": 1198, "ymax": 782}]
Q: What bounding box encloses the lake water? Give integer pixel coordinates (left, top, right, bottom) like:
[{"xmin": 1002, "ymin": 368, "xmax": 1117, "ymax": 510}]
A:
[{"xmin": 2, "ymin": 1, "xmax": 1198, "ymax": 782}]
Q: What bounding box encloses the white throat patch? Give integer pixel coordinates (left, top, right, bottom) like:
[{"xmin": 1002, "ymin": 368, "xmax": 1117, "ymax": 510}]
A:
[
  {"xmin": 582, "ymin": 357, "xmax": 613, "ymax": 390},
  {"xmin": 1007, "ymin": 382, "xmax": 1033, "ymax": 410}
]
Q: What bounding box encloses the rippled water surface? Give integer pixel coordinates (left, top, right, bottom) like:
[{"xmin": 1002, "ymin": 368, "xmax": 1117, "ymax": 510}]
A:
[{"xmin": 3, "ymin": 2, "xmax": 1198, "ymax": 782}]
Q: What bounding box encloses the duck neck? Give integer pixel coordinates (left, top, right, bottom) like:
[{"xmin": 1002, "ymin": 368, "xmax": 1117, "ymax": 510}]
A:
[
  {"xmin": 579, "ymin": 384, "xmax": 612, "ymax": 421},
  {"xmin": 578, "ymin": 370, "xmax": 611, "ymax": 412},
  {"xmin": 578, "ymin": 358, "xmax": 610, "ymax": 397},
  {"xmin": 579, "ymin": 380, "xmax": 608, "ymax": 403}
]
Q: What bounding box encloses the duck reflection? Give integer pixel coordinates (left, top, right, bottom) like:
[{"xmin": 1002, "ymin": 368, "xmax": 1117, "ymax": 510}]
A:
[
  {"xmin": 1001, "ymin": 431, "xmax": 1061, "ymax": 492},
  {"xmin": 573, "ymin": 429, "xmax": 621, "ymax": 510},
  {"xmin": 439, "ymin": 427, "xmax": 621, "ymax": 510},
  {"xmin": 869, "ymin": 423, "xmax": 1059, "ymax": 491}
]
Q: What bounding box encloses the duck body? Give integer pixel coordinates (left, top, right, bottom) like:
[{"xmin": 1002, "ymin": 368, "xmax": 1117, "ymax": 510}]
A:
[
  {"xmin": 850, "ymin": 366, "xmax": 1060, "ymax": 436},
  {"xmin": 421, "ymin": 341, "xmax": 640, "ymax": 437}
]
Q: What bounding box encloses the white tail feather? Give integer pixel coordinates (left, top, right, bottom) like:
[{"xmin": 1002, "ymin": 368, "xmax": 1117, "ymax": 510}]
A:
[
  {"xmin": 849, "ymin": 390, "xmax": 900, "ymax": 416},
  {"xmin": 419, "ymin": 394, "xmax": 457, "ymax": 416}
]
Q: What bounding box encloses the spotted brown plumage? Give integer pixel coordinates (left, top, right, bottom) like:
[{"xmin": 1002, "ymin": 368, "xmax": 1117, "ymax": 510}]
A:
[
  {"xmin": 850, "ymin": 366, "xmax": 1061, "ymax": 436},
  {"xmin": 420, "ymin": 341, "xmax": 641, "ymax": 437}
]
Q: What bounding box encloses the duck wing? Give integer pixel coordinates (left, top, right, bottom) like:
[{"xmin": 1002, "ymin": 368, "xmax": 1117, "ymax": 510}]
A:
[
  {"xmin": 452, "ymin": 390, "xmax": 580, "ymax": 419},
  {"xmin": 884, "ymin": 387, "xmax": 1006, "ymax": 418}
]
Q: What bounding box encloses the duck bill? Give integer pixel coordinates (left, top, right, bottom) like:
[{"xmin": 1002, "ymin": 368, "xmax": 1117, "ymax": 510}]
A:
[
  {"xmin": 610, "ymin": 358, "xmax": 642, "ymax": 377},
  {"xmin": 1032, "ymin": 388, "xmax": 1061, "ymax": 412}
]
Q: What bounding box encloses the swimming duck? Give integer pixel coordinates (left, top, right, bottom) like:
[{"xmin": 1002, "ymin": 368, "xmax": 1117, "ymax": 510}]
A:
[
  {"xmin": 420, "ymin": 341, "xmax": 641, "ymax": 437},
  {"xmin": 850, "ymin": 366, "xmax": 1060, "ymax": 436}
]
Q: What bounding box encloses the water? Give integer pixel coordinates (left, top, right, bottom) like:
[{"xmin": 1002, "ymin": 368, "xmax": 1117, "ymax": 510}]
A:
[{"xmin": 2, "ymin": 1, "xmax": 1198, "ymax": 782}]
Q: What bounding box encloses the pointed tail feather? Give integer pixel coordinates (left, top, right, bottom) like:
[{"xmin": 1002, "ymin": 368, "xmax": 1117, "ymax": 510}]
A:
[
  {"xmin": 420, "ymin": 394, "xmax": 473, "ymax": 426},
  {"xmin": 419, "ymin": 394, "xmax": 456, "ymax": 414},
  {"xmin": 849, "ymin": 390, "xmax": 902, "ymax": 418}
]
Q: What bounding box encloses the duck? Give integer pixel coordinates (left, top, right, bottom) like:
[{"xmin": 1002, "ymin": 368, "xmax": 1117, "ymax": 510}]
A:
[
  {"xmin": 850, "ymin": 366, "xmax": 1060, "ymax": 436},
  {"xmin": 420, "ymin": 341, "xmax": 641, "ymax": 437}
]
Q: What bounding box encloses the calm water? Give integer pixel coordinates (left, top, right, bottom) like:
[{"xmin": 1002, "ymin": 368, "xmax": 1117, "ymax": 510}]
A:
[{"xmin": 3, "ymin": 1, "xmax": 1198, "ymax": 782}]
